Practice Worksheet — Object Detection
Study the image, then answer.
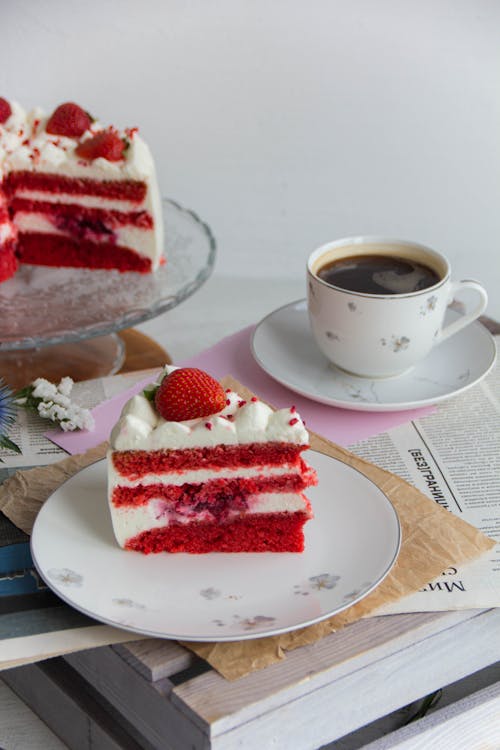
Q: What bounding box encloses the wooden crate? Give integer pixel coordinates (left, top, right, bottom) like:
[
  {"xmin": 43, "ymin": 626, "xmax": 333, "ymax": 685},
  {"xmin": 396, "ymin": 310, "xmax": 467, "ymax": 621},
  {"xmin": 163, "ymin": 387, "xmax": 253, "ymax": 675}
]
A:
[{"xmin": 3, "ymin": 609, "xmax": 500, "ymax": 749}]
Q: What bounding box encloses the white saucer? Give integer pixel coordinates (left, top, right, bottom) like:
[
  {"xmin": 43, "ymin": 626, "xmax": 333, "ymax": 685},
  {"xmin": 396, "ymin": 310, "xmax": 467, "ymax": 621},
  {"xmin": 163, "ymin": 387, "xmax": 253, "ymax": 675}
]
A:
[
  {"xmin": 30, "ymin": 453, "xmax": 400, "ymax": 642},
  {"xmin": 251, "ymin": 300, "xmax": 497, "ymax": 412}
]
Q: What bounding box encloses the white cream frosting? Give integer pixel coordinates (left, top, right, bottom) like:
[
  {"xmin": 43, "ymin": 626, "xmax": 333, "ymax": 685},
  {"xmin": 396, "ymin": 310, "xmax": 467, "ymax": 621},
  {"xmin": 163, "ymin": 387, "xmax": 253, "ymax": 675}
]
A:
[
  {"xmin": 0, "ymin": 99, "xmax": 164, "ymax": 269},
  {"xmin": 109, "ymin": 367, "xmax": 309, "ymax": 451},
  {"xmin": 0, "ymin": 103, "xmax": 155, "ymax": 180}
]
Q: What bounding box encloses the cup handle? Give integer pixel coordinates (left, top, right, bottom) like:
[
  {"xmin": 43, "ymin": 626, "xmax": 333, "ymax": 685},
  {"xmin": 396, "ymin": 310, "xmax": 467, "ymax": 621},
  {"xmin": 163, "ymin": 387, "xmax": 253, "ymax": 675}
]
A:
[{"xmin": 436, "ymin": 280, "xmax": 488, "ymax": 344}]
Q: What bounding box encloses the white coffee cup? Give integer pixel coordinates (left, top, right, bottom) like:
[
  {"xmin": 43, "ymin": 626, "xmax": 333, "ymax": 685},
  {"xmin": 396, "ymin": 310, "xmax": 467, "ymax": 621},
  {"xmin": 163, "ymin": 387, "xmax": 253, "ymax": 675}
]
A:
[{"xmin": 307, "ymin": 237, "xmax": 488, "ymax": 378}]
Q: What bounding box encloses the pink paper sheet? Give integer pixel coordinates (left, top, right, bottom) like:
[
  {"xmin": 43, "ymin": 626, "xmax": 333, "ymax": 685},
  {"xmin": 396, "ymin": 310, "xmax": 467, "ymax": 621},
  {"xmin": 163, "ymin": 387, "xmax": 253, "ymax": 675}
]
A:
[{"xmin": 47, "ymin": 326, "xmax": 434, "ymax": 455}]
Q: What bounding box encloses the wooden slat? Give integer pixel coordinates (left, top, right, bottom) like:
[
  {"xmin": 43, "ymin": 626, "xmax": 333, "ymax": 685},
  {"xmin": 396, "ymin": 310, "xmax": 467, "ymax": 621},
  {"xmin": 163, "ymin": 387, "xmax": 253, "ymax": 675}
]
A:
[
  {"xmin": 0, "ymin": 679, "xmax": 68, "ymax": 750},
  {"xmin": 361, "ymin": 680, "xmax": 500, "ymax": 750},
  {"xmin": 112, "ymin": 639, "xmax": 194, "ymax": 682},
  {"xmin": 2, "ymin": 659, "xmax": 150, "ymax": 750},
  {"xmin": 65, "ymin": 646, "xmax": 211, "ymax": 750},
  {"xmin": 110, "ymin": 612, "xmax": 481, "ymax": 704},
  {"xmin": 172, "ymin": 610, "xmax": 485, "ymax": 724}
]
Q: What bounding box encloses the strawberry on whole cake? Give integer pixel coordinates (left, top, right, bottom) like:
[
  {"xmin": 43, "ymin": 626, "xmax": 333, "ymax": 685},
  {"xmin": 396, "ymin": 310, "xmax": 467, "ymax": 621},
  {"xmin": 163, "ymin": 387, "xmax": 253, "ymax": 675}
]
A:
[
  {"xmin": 0, "ymin": 97, "xmax": 163, "ymax": 282},
  {"xmin": 107, "ymin": 367, "xmax": 317, "ymax": 553}
]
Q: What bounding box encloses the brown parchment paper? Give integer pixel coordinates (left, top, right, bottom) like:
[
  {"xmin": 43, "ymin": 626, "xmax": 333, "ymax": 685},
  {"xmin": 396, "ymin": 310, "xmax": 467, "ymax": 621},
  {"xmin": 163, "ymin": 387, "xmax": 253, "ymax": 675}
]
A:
[{"xmin": 0, "ymin": 376, "xmax": 495, "ymax": 680}]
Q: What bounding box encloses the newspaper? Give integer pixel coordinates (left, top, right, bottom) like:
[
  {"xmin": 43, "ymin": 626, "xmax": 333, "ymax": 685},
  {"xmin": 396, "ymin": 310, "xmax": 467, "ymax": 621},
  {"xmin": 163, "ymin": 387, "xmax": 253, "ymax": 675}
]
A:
[{"xmin": 351, "ymin": 335, "xmax": 500, "ymax": 612}]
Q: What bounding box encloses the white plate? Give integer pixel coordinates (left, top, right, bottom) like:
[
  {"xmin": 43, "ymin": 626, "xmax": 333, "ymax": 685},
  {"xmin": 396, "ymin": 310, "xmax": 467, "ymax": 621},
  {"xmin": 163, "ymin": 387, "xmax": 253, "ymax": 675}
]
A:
[
  {"xmin": 31, "ymin": 452, "xmax": 400, "ymax": 642},
  {"xmin": 252, "ymin": 300, "xmax": 497, "ymax": 412}
]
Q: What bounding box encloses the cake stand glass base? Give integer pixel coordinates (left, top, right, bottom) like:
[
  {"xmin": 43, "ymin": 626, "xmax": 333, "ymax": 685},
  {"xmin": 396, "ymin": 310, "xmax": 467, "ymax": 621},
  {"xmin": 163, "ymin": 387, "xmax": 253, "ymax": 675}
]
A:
[{"xmin": 0, "ymin": 334, "xmax": 125, "ymax": 390}]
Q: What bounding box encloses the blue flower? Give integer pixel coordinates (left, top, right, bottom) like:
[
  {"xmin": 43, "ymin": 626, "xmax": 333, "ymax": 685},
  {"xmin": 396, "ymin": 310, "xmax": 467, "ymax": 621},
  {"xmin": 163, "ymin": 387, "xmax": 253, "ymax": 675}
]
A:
[{"xmin": 0, "ymin": 379, "xmax": 21, "ymax": 456}]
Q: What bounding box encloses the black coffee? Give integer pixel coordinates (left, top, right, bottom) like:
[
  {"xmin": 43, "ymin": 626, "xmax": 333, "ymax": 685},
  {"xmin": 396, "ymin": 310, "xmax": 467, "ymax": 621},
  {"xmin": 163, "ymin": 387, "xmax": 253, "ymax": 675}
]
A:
[{"xmin": 317, "ymin": 254, "xmax": 441, "ymax": 295}]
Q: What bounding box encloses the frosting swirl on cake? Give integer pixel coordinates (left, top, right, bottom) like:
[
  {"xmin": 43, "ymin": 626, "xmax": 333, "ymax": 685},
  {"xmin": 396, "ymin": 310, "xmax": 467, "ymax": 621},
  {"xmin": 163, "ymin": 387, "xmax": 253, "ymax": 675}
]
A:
[{"xmin": 109, "ymin": 369, "xmax": 309, "ymax": 451}]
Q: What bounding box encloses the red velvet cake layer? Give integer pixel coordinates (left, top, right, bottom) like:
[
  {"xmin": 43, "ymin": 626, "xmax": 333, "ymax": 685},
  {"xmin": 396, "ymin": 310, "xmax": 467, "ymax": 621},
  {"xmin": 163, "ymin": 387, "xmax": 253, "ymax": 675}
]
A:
[
  {"xmin": 112, "ymin": 470, "xmax": 315, "ymax": 508},
  {"xmin": 18, "ymin": 233, "xmax": 152, "ymax": 272},
  {"xmin": 4, "ymin": 172, "xmax": 147, "ymax": 203},
  {"xmin": 112, "ymin": 443, "xmax": 308, "ymax": 480},
  {"xmin": 0, "ymin": 242, "xmax": 18, "ymax": 282},
  {"xmin": 11, "ymin": 198, "xmax": 154, "ymax": 229},
  {"xmin": 125, "ymin": 511, "xmax": 310, "ymax": 554}
]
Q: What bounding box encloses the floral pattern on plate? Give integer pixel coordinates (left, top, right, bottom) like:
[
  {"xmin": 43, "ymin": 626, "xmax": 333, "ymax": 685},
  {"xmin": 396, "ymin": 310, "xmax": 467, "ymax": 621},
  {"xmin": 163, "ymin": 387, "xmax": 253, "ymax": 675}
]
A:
[
  {"xmin": 47, "ymin": 568, "xmax": 83, "ymax": 587},
  {"xmin": 212, "ymin": 615, "xmax": 277, "ymax": 631},
  {"xmin": 294, "ymin": 573, "xmax": 341, "ymax": 596}
]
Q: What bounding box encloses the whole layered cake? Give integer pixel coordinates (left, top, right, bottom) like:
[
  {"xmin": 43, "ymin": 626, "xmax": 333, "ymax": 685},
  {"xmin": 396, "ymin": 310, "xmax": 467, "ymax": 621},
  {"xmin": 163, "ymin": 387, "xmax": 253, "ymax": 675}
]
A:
[
  {"xmin": 0, "ymin": 97, "xmax": 163, "ymax": 281},
  {"xmin": 108, "ymin": 367, "xmax": 317, "ymax": 553}
]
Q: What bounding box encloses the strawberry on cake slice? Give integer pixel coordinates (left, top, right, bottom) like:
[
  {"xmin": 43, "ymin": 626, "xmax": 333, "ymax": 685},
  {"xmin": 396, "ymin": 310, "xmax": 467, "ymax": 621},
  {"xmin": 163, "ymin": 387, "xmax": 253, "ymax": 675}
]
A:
[
  {"xmin": 0, "ymin": 98, "xmax": 163, "ymax": 277},
  {"xmin": 107, "ymin": 367, "xmax": 317, "ymax": 554}
]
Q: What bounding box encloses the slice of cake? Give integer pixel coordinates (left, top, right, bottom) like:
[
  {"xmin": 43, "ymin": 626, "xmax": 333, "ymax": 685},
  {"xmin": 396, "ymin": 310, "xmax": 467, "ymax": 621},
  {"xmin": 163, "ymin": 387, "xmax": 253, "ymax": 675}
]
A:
[
  {"xmin": 108, "ymin": 367, "xmax": 317, "ymax": 553},
  {"xmin": 0, "ymin": 98, "xmax": 163, "ymax": 277}
]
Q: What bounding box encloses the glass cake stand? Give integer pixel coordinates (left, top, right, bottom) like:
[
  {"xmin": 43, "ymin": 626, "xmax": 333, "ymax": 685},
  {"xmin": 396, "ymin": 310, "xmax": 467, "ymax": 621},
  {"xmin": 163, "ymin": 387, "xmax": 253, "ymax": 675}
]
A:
[{"xmin": 0, "ymin": 199, "xmax": 216, "ymax": 387}]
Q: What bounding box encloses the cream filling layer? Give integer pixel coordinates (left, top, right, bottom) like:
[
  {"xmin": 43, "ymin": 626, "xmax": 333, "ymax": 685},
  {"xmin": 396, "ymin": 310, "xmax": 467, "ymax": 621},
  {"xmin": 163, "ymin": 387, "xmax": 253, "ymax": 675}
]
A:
[
  {"xmin": 12, "ymin": 189, "xmax": 147, "ymax": 212},
  {"xmin": 109, "ymin": 492, "xmax": 309, "ymax": 548},
  {"xmin": 108, "ymin": 462, "xmax": 297, "ymax": 489}
]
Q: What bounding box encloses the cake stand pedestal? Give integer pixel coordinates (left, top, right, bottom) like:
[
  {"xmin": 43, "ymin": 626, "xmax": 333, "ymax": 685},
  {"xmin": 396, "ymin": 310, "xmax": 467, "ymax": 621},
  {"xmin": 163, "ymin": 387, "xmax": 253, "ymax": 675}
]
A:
[{"xmin": 0, "ymin": 330, "xmax": 171, "ymax": 390}]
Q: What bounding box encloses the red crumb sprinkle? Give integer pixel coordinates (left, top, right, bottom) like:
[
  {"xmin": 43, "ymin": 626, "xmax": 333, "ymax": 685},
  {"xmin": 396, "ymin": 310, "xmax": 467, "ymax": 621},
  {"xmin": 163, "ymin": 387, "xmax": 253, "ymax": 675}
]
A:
[
  {"xmin": 205, "ymin": 422, "xmax": 213, "ymax": 430},
  {"xmin": 226, "ymin": 414, "xmax": 234, "ymax": 420},
  {"xmin": 226, "ymin": 399, "xmax": 231, "ymax": 406},
  {"xmin": 22, "ymin": 138, "xmax": 30, "ymax": 146},
  {"xmin": 289, "ymin": 418, "xmax": 299, "ymax": 426},
  {"xmin": 125, "ymin": 127, "xmax": 139, "ymax": 139},
  {"xmin": 238, "ymin": 400, "xmax": 247, "ymax": 408},
  {"xmin": 251, "ymin": 397, "xmax": 258, "ymax": 402},
  {"xmin": 225, "ymin": 388, "xmax": 231, "ymax": 393},
  {"xmin": 290, "ymin": 405, "xmax": 296, "ymax": 413}
]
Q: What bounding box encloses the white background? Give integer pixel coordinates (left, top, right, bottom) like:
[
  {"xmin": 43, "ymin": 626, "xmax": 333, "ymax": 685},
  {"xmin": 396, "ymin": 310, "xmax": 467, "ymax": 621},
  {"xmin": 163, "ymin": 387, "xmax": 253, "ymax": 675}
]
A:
[{"xmin": 1, "ymin": 0, "xmax": 499, "ymax": 359}]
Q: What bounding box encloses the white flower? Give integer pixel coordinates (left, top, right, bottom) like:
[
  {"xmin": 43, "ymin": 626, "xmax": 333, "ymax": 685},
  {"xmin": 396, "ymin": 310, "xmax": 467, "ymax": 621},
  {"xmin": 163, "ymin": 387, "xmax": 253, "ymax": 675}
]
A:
[
  {"xmin": 58, "ymin": 377, "xmax": 74, "ymax": 397},
  {"xmin": 32, "ymin": 378, "xmax": 58, "ymax": 400},
  {"xmin": 24, "ymin": 376, "xmax": 94, "ymax": 432}
]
